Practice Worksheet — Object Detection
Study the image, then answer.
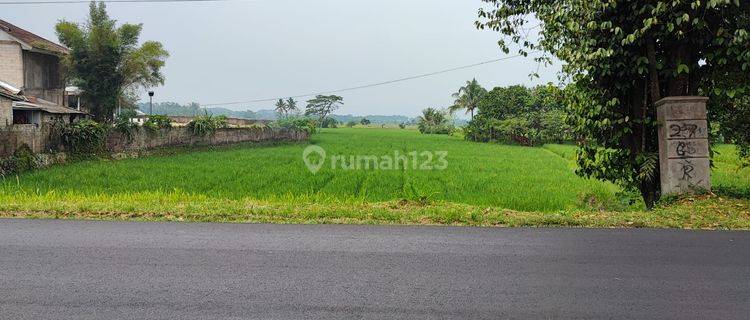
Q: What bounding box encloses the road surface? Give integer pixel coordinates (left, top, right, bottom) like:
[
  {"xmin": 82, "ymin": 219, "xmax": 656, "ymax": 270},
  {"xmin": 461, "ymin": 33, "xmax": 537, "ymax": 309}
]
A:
[{"xmin": 0, "ymin": 219, "xmax": 748, "ymax": 319}]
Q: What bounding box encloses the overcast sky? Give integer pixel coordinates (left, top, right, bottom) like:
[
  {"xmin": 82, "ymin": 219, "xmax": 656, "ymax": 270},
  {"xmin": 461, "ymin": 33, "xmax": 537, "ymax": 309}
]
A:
[{"xmin": 3, "ymin": 0, "xmax": 558, "ymax": 116}]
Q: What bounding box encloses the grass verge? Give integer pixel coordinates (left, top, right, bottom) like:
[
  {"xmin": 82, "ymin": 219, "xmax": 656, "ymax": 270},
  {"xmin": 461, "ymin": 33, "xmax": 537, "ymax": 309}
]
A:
[{"xmin": 0, "ymin": 192, "xmax": 747, "ymax": 229}]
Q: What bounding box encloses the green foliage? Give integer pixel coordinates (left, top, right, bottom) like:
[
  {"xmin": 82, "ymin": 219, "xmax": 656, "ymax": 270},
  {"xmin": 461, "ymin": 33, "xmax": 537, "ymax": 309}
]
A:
[
  {"xmin": 346, "ymin": 121, "xmax": 357, "ymax": 128},
  {"xmin": 56, "ymin": 1, "xmax": 169, "ymax": 122},
  {"xmin": 465, "ymin": 85, "xmax": 570, "ymax": 145},
  {"xmin": 61, "ymin": 120, "xmax": 109, "ymax": 157},
  {"xmin": 321, "ymin": 117, "xmax": 338, "ymax": 128},
  {"xmin": 0, "ymin": 144, "xmax": 37, "ymax": 177},
  {"xmin": 477, "ymin": 0, "xmax": 750, "ymax": 207},
  {"xmin": 449, "ymin": 78, "xmax": 487, "ymax": 119},
  {"xmin": 305, "ymin": 95, "xmax": 344, "ymax": 123},
  {"xmin": 360, "ymin": 118, "xmax": 371, "ymax": 125},
  {"xmin": 418, "ymin": 108, "xmax": 454, "ymax": 134},
  {"xmin": 114, "ymin": 114, "xmax": 140, "ymax": 140},
  {"xmin": 144, "ymin": 115, "xmax": 172, "ymax": 132},
  {"xmin": 186, "ymin": 114, "xmax": 227, "ymax": 136},
  {"xmin": 271, "ymin": 117, "xmax": 318, "ymax": 134},
  {"xmin": 398, "ymin": 122, "xmax": 407, "ymax": 129}
]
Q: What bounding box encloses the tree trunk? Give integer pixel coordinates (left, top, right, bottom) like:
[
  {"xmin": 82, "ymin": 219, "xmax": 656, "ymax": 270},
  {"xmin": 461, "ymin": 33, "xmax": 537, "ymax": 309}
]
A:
[{"xmin": 640, "ymin": 38, "xmax": 663, "ymax": 209}]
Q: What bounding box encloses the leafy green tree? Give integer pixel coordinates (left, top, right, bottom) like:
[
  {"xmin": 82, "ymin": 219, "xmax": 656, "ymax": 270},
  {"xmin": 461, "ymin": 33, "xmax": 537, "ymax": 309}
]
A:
[
  {"xmin": 465, "ymin": 84, "xmax": 569, "ymax": 145},
  {"xmin": 56, "ymin": 1, "xmax": 168, "ymax": 122},
  {"xmin": 476, "ymin": 85, "xmax": 533, "ymax": 120},
  {"xmin": 477, "ymin": 0, "xmax": 750, "ymax": 207},
  {"xmin": 360, "ymin": 118, "xmax": 371, "ymax": 125},
  {"xmin": 449, "ymin": 78, "xmax": 487, "ymax": 119},
  {"xmin": 321, "ymin": 117, "xmax": 338, "ymax": 128},
  {"xmin": 305, "ymin": 95, "xmax": 343, "ymax": 124},
  {"xmin": 418, "ymin": 108, "xmax": 453, "ymax": 134}
]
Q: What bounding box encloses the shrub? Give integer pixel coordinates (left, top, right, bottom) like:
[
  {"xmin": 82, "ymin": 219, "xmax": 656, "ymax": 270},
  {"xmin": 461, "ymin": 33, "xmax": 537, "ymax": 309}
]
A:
[
  {"xmin": 464, "ymin": 112, "xmax": 571, "ymax": 146},
  {"xmin": 62, "ymin": 120, "xmax": 108, "ymax": 156},
  {"xmin": 114, "ymin": 114, "xmax": 140, "ymax": 140},
  {"xmin": 144, "ymin": 115, "xmax": 172, "ymax": 132},
  {"xmin": 346, "ymin": 121, "xmax": 357, "ymax": 128},
  {"xmin": 0, "ymin": 144, "xmax": 37, "ymax": 177},
  {"xmin": 187, "ymin": 114, "xmax": 228, "ymax": 136},
  {"xmin": 321, "ymin": 117, "xmax": 338, "ymax": 128},
  {"xmin": 271, "ymin": 117, "xmax": 318, "ymax": 134}
]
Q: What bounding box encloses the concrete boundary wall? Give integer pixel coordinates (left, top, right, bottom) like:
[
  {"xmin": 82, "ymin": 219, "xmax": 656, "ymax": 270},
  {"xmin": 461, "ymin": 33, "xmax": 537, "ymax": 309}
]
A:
[{"xmin": 0, "ymin": 125, "xmax": 309, "ymax": 158}]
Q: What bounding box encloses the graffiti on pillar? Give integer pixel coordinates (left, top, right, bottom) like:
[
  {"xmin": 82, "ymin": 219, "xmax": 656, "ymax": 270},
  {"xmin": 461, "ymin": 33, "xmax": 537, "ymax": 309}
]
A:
[
  {"xmin": 669, "ymin": 123, "xmax": 701, "ymax": 138},
  {"xmin": 675, "ymin": 141, "xmax": 697, "ymax": 157},
  {"xmin": 678, "ymin": 159, "xmax": 695, "ymax": 181}
]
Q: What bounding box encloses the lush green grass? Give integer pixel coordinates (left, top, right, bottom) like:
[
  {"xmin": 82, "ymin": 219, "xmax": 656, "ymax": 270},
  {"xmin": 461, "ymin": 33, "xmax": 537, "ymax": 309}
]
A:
[
  {"xmin": 1, "ymin": 128, "xmax": 619, "ymax": 212},
  {"xmin": 1, "ymin": 128, "xmax": 747, "ymax": 228},
  {"xmin": 543, "ymin": 143, "xmax": 750, "ymax": 198}
]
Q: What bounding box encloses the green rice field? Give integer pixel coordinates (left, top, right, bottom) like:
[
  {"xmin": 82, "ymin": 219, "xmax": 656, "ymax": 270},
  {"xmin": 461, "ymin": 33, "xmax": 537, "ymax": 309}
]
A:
[{"xmin": 1, "ymin": 128, "xmax": 748, "ymax": 228}]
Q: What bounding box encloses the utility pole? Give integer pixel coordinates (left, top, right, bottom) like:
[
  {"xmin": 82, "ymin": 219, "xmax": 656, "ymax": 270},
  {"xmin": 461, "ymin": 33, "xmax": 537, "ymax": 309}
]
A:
[{"xmin": 148, "ymin": 91, "xmax": 155, "ymax": 116}]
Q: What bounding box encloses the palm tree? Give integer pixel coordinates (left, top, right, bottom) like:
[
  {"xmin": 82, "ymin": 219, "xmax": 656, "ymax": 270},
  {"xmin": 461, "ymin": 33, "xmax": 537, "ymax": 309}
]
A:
[
  {"xmin": 286, "ymin": 97, "xmax": 298, "ymax": 115},
  {"xmin": 449, "ymin": 78, "xmax": 486, "ymax": 119},
  {"xmin": 275, "ymin": 98, "xmax": 287, "ymax": 117}
]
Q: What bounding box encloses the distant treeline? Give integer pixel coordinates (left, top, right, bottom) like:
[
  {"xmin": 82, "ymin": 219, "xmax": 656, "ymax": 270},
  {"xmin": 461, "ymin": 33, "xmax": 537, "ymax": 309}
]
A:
[{"xmin": 137, "ymin": 102, "xmax": 434, "ymax": 124}]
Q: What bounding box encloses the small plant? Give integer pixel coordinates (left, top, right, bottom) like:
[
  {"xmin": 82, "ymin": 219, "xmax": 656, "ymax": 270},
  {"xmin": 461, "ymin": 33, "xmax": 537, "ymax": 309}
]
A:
[
  {"xmin": 187, "ymin": 114, "xmax": 228, "ymax": 136},
  {"xmin": 398, "ymin": 122, "xmax": 406, "ymax": 129},
  {"xmin": 144, "ymin": 115, "xmax": 172, "ymax": 132},
  {"xmin": 62, "ymin": 120, "xmax": 109, "ymax": 157},
  {"xmin": 0, "ymin": 144, "xmax": 37, "ymax": 177}
]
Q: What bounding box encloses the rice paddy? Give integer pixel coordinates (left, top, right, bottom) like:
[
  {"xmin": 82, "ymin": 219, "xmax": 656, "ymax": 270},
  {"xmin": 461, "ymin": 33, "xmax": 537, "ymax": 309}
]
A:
[{"xmin": 1, "ymin": 128, "xmax": 748, "ymax": 228}]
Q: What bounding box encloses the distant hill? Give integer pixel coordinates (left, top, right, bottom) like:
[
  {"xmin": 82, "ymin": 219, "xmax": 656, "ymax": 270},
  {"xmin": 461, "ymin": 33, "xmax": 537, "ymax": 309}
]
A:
[
  {"xmin": 137, "ymin": 102, "xmax": 421, "ymax": 124},
  {"xmin": 137, "ymin": 102, "xmax": 257, "ymax": 119},
  {"xmin": 332, "ymin": 114, "xmax": 415, "ymax": 125}
]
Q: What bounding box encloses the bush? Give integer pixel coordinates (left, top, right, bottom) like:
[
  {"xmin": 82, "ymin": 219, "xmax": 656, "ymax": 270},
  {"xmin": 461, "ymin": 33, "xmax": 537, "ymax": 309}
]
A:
[
  {"xmin": 187, "ymin": 114, "xmax": 228, "ymax": 136},
  {"xmin": 346, "ymin": 121, "xmax": 357, "ymax": 128},
  {"xmin": 272, "ymin": 117, "xmax": 318, "ymax": 134},
  {"xmin": 321, "ymin": 117, "xmax": 338, "ymax": 128},
  {"xmin": 464, "ymin": 111, "xmax": 570, "ymax": 146},
  {"xmin": 144, "ymin": 115, "xmax": 172, "ymax": 132},
  {"xmin": 0, "ymin": 144, "xmax": 37, "ymax": 177},
  {"xmin": 114, "ymin": 114, "xmax": 140, "ymax": 140},
  {"xmin": 62, "ymin": 120, "xmax": 108, "ymax": 156}
]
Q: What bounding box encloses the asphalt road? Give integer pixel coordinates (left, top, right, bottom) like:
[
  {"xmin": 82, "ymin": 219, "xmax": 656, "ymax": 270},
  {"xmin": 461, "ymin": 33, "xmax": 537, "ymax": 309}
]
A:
[{"xmin": 0, "ymin": 220, "xmax": 748, "ymax": 319}]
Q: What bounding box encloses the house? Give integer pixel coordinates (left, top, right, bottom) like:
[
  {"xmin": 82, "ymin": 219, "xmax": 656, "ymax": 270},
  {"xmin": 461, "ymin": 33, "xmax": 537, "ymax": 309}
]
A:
[{"xmin": 0, "ymin": 19, "xmax": 86, "ymax": 127}]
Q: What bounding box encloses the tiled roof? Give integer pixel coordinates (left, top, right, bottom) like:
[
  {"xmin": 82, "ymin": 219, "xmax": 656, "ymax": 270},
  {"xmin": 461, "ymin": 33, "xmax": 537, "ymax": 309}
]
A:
[{"xmin": 0, "ymin": 19, "xmax": 69, "ymax": 55}]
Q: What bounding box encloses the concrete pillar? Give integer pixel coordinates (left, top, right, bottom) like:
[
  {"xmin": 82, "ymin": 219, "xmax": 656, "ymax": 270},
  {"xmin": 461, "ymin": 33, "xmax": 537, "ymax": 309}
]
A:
[{"xmin": 657, "ymin": 96, "xmax": 711, "ymax": 196}]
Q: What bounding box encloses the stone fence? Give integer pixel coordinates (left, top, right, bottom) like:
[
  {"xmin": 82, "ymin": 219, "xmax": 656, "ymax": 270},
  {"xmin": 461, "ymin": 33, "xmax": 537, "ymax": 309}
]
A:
[
  {"xmin": 106, "ymin": 126, "xmax": 307, "ymax": 154},
  {"xmin": 0, "ymin": 124, "xmax": 309, "ymax": 158}
]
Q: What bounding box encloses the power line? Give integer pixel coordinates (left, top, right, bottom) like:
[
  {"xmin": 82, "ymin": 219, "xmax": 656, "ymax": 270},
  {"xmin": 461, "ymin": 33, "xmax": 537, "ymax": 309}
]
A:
[
  {"xmin": 200, "ymin": 54, "xmax": 526, "ymax": 107},
  {"xmin": 0, "ymin": 0, "xmax": 235, "ymax": 4}
]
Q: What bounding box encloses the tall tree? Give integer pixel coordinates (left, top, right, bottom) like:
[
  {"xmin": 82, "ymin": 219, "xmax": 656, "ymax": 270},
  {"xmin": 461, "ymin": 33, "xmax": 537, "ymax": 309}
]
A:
[
  {"xmin": 56, "ymin": 1, "xmax": 168, "ymax": 122},
  {"xmin": 286, "ymin": 97, "xmax": 298, "ymax": 115},
  {"xmin": 449, "ymin": 78, "xmax": 487, "ymax": 119},
  {"xmin": 477, "ymin": 0, "xmax": 750, "ymax": 207},
  {"xmin": 275, "ymin": 98, "xmax": 287, "ymax": 117},
  {"xmin": 305, "ymin": 95, "xmax": 343, "ymax": 124}
]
